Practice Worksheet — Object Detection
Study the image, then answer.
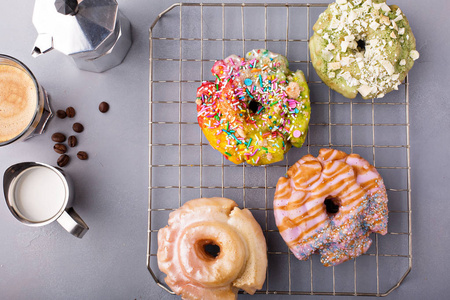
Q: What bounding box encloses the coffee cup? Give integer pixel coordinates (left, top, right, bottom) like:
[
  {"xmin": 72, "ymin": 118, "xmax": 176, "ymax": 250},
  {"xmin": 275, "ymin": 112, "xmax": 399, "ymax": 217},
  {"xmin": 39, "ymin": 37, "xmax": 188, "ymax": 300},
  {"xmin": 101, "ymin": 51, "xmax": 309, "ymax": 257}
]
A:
[
  {"xmin": 3, "ymin": 162, "xmax": 89, "ymax": 238},
  {"xmin": 0, "ymin": 54, "xmax": 52, "ymax": 147}
]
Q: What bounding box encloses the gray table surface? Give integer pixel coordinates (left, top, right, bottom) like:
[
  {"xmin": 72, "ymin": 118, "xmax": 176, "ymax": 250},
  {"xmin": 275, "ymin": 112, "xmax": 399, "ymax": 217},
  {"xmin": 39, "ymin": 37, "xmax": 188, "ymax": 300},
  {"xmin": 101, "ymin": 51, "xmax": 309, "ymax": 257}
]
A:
[{"xmin": 0, "ymin": 0, "xmax": 447, "ymax": 299}]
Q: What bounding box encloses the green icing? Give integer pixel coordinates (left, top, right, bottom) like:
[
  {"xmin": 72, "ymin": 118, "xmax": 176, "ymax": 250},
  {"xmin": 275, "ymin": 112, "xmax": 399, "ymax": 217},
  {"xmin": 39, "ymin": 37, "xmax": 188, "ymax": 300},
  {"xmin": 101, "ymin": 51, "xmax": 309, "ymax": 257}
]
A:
[{"xmin": 310, "ymin": 0, "xmax": 418, "ymax": 99}]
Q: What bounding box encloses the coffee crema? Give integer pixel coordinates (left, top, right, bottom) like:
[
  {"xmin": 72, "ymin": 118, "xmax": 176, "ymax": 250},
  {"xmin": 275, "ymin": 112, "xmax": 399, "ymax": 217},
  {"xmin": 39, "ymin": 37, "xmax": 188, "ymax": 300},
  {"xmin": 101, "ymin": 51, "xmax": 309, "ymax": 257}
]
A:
[{"xmin": 0, "ymin": 64, "xmax": 37, "ymax": 143}]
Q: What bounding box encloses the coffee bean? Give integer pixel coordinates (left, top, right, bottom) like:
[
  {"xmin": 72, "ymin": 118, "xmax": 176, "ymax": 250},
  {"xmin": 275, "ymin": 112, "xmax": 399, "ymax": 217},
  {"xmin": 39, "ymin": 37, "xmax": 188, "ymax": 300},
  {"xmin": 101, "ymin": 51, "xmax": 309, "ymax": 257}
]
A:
[
  {"xmin": 54, "ymin": 143, "xmax": 67, "ymax": 154},
  {"xmin": 77, "ymin": 151, "xmax": 88, "ymax": 160},
  {"xmin": 57, "ymin": 154, "xmax": 70, "ymax": 167},
  {"xmin": 99, "ymin": 101, "xmax": 110, "ymax": 113},
  {"xmin": 56, "ymin": 110, "xmax": 67, "ymax": 119},
  {"xmin": 66, "ymin": 107, "xmax": 76, "ymax": 118},
  {"xmin": 73, "ymin": 123, "xmax": 84, "ymax": 133},
  {"xmin": 68, "ymin": 135, "xmax": 77, "ymax": 147},
  {"xmin": 51, "ymin": 132, "xmax": 66, "ymax": 143}
]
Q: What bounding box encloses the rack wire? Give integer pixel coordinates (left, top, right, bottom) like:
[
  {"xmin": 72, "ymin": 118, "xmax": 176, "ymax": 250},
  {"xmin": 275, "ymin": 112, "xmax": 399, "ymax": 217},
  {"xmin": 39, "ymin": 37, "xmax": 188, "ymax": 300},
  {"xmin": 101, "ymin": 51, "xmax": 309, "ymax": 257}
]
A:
[{"xmin": 147, "ymin": 3, "xmax": 412, "ymax": 297}]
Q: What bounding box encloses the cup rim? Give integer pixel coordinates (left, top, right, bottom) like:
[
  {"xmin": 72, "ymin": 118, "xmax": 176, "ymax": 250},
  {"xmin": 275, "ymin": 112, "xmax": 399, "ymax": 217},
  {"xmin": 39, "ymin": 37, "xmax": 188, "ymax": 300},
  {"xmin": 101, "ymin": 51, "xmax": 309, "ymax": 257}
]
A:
[
  {"xmin": 6, "ymin": 163, "xmax": 70, "ymax": 226},
  {"xmin": 0, "ymin": 54, "xmax": 41, "ymax": 147}
]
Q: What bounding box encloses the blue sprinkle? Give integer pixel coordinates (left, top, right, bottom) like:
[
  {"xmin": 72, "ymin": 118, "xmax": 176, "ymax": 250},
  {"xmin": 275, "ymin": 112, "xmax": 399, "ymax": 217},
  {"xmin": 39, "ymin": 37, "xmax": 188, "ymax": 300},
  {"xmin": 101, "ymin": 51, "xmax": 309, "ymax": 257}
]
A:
[{"xmin": 244, "ymin": 78, "xmax": 252, "ymax": 86}]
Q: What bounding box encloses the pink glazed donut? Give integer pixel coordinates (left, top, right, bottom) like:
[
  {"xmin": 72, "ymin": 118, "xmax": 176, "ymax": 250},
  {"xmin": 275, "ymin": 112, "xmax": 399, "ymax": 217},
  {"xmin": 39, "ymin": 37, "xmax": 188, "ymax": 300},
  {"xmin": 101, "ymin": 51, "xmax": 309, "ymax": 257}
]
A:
[{"xmin": 274, "ymin": 148, "xmax": 388, "ymax": 266}]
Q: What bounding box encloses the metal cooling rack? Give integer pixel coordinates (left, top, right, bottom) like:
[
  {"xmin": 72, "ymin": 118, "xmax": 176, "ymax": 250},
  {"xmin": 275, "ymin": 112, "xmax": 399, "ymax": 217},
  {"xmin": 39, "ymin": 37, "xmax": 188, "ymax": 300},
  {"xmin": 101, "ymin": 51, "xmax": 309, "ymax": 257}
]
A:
[{"xmin": 147, "ymin": 2, "xmax": 412, "ymax": 297}]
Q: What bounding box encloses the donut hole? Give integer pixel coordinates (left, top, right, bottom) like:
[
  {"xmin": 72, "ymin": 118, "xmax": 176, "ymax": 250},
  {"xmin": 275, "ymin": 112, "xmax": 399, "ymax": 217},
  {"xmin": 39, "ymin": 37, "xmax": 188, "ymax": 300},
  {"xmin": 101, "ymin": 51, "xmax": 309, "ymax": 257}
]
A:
[
  {"xmin": 324, "ymin": 197, "xmax": 340, "ymax": 215},
  {"xmin": 196, "ymin": 239, "xmax": 221, "ymax": 260},
  {"xmin": 248, "ymin": 100, "xmax": 261, "ymax": 114},
  {"xmin": 204, "ymin": 243, "xmax": 221, "ymax": 258},
  {"xmin": 357, "ymin": 39, "xmax": 366, "ymax": 52}
]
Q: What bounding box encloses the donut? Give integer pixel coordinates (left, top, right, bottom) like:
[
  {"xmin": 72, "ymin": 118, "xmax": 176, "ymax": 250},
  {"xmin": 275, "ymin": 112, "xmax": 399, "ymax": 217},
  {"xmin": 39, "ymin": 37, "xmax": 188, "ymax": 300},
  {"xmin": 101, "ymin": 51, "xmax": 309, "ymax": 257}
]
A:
[
  {"xmin": 196, "ymin": 49, "xmax": 311, "ymax": 165},
  {"xmin": 310, "ymin": 0, "xmax": 419, "ymax": 99},
  {"xmin": 157, "ymin": 197, "xmax": 267, "ymax": 300},
  {"xmin": 273, "ymin": 149, "xmax": 388, "ymax": 266}
]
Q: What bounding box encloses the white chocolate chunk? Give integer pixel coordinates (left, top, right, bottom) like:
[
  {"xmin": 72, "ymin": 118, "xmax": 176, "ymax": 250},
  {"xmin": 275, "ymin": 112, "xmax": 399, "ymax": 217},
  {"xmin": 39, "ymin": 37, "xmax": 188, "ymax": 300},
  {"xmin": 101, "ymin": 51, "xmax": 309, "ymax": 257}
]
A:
[
  {"xmin": 336, "ymin": 0, "xmax": 347, "ymax": 5},
  {"xmin": 340, "ymin": 56, "xmax": 355, "ymax": 67},
  {"xmin": 371, "ymin": 86, "xmax": 378, "ymax": 94},
  {"xmin": 398, "ymin": 28, "xmax": 405, "ymax": 35},
  {"xmin": 348, "ymin": 10, "xmax": 357, "ymax": 23},
  {"xmin": 328, "ymin": 62, "xmax": 342, "ymax": 70},
  {"xmin": 341, "ymin": 71, "xmax": 352, "ymax": 82},
  {"xmin": 373, "ymin": 3, "xmax": 382, "ymax": 9},
  {"xmin": 369, "ymin": 21, "xmax": 380, "ymax": 31},
  {"xmin": 330, "ymin": 18, "xmax": 340, "ymax": 29},
  {"xmin": 341, "ymin": 41, "xmax": 349, "ymax": 52},
  {"xmin": 328, "ymin": 72, "xmax": 336, "ymax": 79},
  {"xmin": 358, "ymin": 85, "xmax": 372, "ymax": 97},
  {"xmin": 344, "ymin": 35, "xmax": 355, "ymax": 42},
  {"xmin": 349, "ymin": 77, "xmax": 360, "ymax": 87},
  {"xmin": 399, "ymin": 59, "xmax": 406, "ymax": 66},
  {"xmin": 410, "ymin": 50, "xmax": 420, "ymax": 60},
  {"xmin": 391, "ymin": 20, "xmax": 398, "ymax": 31},
  {"xmin": 322, "ymin": 50, "xmax": 334, "ymax": 62},
  {"xmin": 325, "ymin": 43, "xmax": 336, "ymax": 51},
  {"xmin": 380, "ymin": 3, "xmax": 391, "ymax": 12},
  {"xmin": 390, "ymin": 32, "xmax": 396, "ymax": 38},
  {"xmin": 393, "ymin": 15, "xmax": 403, "ymax": 22},
  {"xmin": 357, "ymin": 61, "xmax": 365, "ymax": 70},
  {"xmin": 381, "ymin": 60, "xmax": 395, "ymax": 75}
]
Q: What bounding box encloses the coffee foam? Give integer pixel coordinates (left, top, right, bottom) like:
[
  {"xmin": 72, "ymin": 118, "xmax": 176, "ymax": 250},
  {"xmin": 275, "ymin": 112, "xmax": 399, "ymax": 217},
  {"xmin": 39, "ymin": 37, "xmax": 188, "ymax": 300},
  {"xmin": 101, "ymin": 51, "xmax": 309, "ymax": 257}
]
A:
[{"xmin": 0, "ymin": 65, "xmax": 37, "ymax": 143}]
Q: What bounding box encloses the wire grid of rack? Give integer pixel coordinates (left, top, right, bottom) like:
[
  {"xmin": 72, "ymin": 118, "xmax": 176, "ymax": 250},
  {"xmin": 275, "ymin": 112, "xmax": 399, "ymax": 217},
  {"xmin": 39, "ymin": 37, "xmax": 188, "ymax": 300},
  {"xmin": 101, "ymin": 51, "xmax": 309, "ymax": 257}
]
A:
[{"xmin": 147, "ymin": 2, "xmax": 412, "ymax": 297}]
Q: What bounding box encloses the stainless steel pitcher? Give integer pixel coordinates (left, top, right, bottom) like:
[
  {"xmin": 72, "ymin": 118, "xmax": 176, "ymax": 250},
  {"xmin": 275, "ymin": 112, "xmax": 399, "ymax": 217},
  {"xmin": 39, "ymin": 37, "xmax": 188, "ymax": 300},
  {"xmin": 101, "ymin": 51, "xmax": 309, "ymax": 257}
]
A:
[{"xmin": 32, "ymin": 0, "xmax": 132, "ymax": 72}]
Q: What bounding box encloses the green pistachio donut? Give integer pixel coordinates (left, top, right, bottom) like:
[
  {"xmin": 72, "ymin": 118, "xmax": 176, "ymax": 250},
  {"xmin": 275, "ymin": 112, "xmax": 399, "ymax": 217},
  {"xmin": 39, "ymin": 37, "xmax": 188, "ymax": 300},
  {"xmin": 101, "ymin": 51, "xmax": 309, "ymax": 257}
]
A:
[{"xmin": 310, "ymin": 0, "xmax": 419, "ymax": 99}]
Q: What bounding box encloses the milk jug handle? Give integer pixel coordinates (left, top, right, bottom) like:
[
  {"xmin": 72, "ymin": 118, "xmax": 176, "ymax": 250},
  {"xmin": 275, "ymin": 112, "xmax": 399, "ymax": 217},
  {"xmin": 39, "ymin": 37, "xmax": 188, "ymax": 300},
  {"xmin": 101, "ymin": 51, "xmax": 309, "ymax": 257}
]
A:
[{"xmin": 57, "ymin": 207, "xmax": 89, "ymax": 238}]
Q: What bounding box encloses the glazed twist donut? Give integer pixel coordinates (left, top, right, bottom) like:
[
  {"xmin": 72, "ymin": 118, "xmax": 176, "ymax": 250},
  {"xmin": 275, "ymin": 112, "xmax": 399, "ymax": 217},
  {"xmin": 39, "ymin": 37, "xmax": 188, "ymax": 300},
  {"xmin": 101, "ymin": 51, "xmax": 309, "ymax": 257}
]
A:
[
  {"xmin": 310, "ymin": 0, "xmax": 419, "ymax": 99},
  {"xmin": 274, "ymin": 149, "xmax": 388, "ymax": 266},
  {"xmin": 157, "ymin": 198, "xmax": 267, "ymax": 300},
  {"xmin": 197, "ymin": 49, "xmax": 310, "ymax": 165}
]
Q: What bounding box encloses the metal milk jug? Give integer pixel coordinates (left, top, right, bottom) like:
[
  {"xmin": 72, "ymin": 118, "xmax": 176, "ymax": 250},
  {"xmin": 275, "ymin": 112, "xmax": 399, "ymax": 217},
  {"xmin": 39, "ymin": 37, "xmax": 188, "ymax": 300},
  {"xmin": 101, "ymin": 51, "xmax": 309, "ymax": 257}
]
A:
[{"xmin": 32, "ymin": 0, "xmax": 132, "ymax": 73}]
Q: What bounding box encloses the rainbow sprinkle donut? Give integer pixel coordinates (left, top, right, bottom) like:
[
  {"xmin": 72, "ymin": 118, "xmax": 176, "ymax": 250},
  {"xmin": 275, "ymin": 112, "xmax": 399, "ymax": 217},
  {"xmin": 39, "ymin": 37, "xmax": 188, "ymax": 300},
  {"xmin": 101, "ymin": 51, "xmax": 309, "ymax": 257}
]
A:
[
  {"xmin": 310, "ymin": 0, "xmax": 419, "ymax": 99},
  {"xmin": 196, "ymin": 49, "xmax": 310, "ymax": 166}
]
